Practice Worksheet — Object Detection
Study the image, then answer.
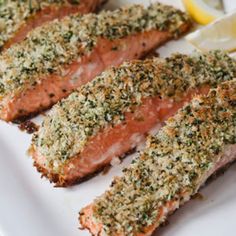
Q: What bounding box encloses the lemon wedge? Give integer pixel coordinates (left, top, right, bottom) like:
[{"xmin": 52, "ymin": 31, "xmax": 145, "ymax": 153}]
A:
[
  {"xmin": 182, "ymin": 0, "xmax": 224, "ymax": 25},
  {"xmin": 186, "ymin": 11, "xmax": 236, "ymax": 53}
]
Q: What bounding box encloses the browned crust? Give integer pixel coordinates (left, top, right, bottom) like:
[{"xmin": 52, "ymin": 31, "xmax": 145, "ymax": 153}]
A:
[
  {"xmin": 18, "ymin": 120, "xmax": 39, "ymax": 134},
  {"xmin": 33, "ymin": 147, "xmax": 136, "ymax": 187},
  {"xmin": 12, "ymin": 103, "xmax": 57, "ymax": 124},
  {"xmin": 33, "ymin": 160, "xmax": 61, "ymax": 186},
  {"xmin": 95, "ymin": 0, "xmax": 108, "ymax": 11},
  {"xmin": 34, "ymin": 159, "xmax": 108, "ymax": 187}
]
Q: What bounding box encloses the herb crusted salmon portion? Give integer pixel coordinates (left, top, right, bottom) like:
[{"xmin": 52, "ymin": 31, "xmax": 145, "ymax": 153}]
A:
[
  {"xmin": 29, "ymin": 51, "xmax": 236, "ymax": 186},
  {"xmin": 0, "ymin": 2, "xmax": 191, "ymax": 122},
  {"xmin": 0, "ymin": 0, "xmax": 103, "ymax": 50},
  {"xmin": 80, "ymin": 79, "xmax": 236, "ymax": 236}
]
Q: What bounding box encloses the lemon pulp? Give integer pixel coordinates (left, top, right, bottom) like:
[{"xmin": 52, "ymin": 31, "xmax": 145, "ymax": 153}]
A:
[{"xmin": 186, "ymin": 11, "xmax": 236, "ymax": 52}]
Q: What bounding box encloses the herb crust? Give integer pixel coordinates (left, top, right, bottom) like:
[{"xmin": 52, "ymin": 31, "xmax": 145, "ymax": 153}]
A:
[{"xmin": 0, "ymin": 0, "xmax": 81, "ymax": 49}]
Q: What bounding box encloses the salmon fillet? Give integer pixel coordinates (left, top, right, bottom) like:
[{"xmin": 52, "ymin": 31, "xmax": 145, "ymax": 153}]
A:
[
  {"xmin": 29, "ymin": 51, "xmax": 236, "ymax": 186},
  {"xmin": 0, "ymin": 3, "xmax": 191, "ymax": 122},
  {"xmin": 0, "ymin": 0, "xmax": 103, "ymax": 50},
  {"xmin": 80, "ymin": 79, "xmax": 236, "ymax": 236}
]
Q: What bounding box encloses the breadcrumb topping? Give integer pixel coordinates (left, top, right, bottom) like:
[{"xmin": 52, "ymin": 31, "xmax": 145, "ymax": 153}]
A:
[
  {"xmin": 0, "ymin": 0, "xmax": 80, "ymax": 49},
  {"xmin": 91, "ymin": 79, "xmax": 236, "ymax": 235},
  {"xmin": 32, "ymin": 51, "xmax": 236, "ymax": 172},
  {"xmin": 0, "ymin": 2, "xmax": 190, "ymax": 98}
]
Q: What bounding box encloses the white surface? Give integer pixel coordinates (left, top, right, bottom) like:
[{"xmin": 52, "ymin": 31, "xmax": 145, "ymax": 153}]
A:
[
  {"xmin": 0, "ymin": 1, "xmax": 235, "ymax": 236},
  {"xmin": 223, "ymin": 0, "xmax": 236, "ymax": 13}
]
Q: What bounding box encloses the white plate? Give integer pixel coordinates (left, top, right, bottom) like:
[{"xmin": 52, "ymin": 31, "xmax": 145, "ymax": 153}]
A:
[{"xmin": 0, "ymin": 1, "xmax": 236, "ymax": 236}]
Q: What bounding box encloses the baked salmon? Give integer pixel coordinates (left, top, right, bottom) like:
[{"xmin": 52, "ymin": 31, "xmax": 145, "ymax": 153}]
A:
[
  {"xmin": 0, "ymin": 0, "xmax": 104, "ymax": 50},
  {"xmin": 0, "ymin": 2, "xmax": 191, "ymax": 122},
  {"xmin": 80, "ymin": 79, "xmax": 236, "ymax": 236},
  {"xmin": 29, "ymin": 51, "xmax": 236, "ymax": 187}
]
